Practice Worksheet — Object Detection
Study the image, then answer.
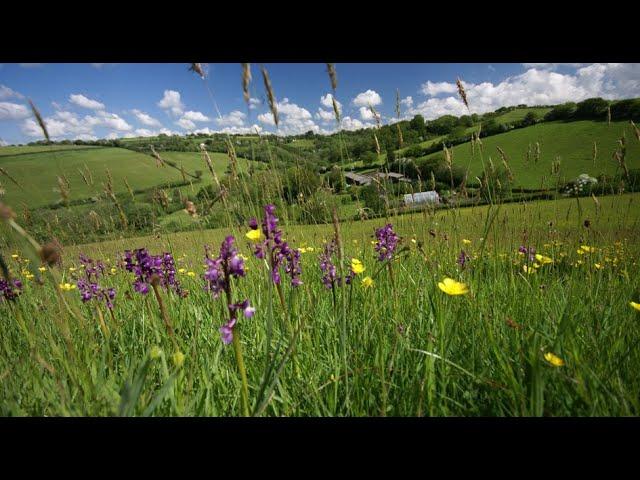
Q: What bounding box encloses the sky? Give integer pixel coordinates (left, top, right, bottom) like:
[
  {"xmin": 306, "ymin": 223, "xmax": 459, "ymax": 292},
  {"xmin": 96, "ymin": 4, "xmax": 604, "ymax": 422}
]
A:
[{"xmin": 1, "ymin": 63, "xmax": 639, "ymax": 145}]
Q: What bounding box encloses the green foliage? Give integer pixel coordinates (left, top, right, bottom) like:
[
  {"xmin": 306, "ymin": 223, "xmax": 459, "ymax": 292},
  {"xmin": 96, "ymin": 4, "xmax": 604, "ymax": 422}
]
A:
[
  {"xmin": 326, "ymin": 166, "xmax": 346, "ymax": 193},
  {"xmin": 575, "ymin": 97, "xmax": 610, "ymax": 120}
]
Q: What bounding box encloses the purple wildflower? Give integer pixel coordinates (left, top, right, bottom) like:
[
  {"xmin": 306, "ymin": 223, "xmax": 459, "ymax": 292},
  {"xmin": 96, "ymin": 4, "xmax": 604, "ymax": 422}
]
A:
[
  {"xmin": 0, "ymin": 278, "xmax": 23, "ymax": 302},
  {"xmin": 518, "ymin": 245, "xmax": 536, "ymax": 262},
  {"xmin": 374, "ymin": 224, "xmax": 400, "ymax": 262},
  {"xmin": 204, "ymin": 236, "xmax": 255, "ymax": 345},
  {"xmin": 218, "ymin": 299, "xmax": 254, "ymax": 344},
  {"xmin": 203, "ymin": 236, "xmax": 246, "ymax": 299},
  {"xmin": 249, "ymin": 204, "xmax": 302, "ymax": 287},
  {"xmin": 75, "ymin": 255, "xmax": 117, "ymax": 309},
  {"xmin": 457, "ymin": 250, "xmax": 470, "ymax": 269},
  {"xmin": 123, "ymin": 248, "xmax": 184, "ymax": 297},
  {"xmin": 318, "ymin": 239, "xmax": 354, "ymax": 289}
]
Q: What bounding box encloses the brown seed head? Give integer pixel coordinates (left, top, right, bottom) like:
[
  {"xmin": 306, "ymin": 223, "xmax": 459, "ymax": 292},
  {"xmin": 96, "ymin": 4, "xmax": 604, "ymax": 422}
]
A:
[{"xmin": 39, "ymin": 241, "xmax": 61, "ymax": 266}]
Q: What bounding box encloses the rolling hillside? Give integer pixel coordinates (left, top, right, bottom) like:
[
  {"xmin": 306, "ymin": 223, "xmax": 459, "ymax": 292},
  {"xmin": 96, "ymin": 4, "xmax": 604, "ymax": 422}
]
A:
[
  {"xmin": 420, "ymin": 120, "xmax": 640, "ymax": 189},
  {"xmin": 0, "ymin": 146, "xmax": 254, "ymax": 208}
]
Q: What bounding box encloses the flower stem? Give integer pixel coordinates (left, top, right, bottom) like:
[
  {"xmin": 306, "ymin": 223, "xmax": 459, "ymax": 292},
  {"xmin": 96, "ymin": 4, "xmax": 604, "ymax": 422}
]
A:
[
  {"xmin": 232, "ymin": 329, "xmax": 250, "ymax": 417},
  {"xmin": 151, "ymin": 282, "xmax": 175, "ymax": 339}
]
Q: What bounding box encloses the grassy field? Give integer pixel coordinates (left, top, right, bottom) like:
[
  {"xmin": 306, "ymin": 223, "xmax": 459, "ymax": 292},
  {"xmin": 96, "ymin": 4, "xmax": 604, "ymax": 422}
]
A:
[
  {"xmin": 2, "ymin": 191, "xmax": 639, "ymax": 416},
  {"xmin": 0, "ymin": 145, "xmax": 103, "ymax": 156},
  {"xmin": 159, "ymin": 151, "xmax": 265, "ymax": 177},
  {"xmin": 0, "ymin": 147, "xmax": 256, "ymax": 209},
  {"xmin": 421, "ymin": 120, "xmax": 640, "ymax": 189}
]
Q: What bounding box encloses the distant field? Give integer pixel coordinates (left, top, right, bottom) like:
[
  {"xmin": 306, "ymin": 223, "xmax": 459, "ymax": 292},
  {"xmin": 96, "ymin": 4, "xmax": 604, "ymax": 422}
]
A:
[
  {"xmin": 0, "ymin": 145, "xmax": 103, "ymax": 156},
  {"xmin": 421, "ymin": 120, "xmax": 640, "ymax": 189},
  {"xmin": 489, "ymin": 106, "xmax": 553, "ymax": 124},
  {"xmin": 159, "ymin": 151, "xmax": 265, "ymax": 177},
  {"xmin": 0, "ymin": 147, "xmax": 202, "ymax": 209}
]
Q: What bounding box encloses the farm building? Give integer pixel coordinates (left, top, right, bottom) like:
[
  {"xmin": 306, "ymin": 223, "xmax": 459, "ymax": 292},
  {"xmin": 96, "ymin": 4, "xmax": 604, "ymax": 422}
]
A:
[
  {"xmin": 403, "ymin": 191, "xmax": 440, "ymax": 205},
  {"xmin": 344, "ymin": 172, "xmax": 372, "ymax": 186},
  {"xmin": 370, "ymin": 172, "xmax": 407, "ymax": 183}
]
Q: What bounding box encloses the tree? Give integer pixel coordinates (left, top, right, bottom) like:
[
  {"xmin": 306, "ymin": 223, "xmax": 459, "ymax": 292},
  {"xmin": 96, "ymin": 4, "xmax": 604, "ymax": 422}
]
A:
[
  {"xmin": 326, "ymin": 166, "xmax": 346, "ymax": 193},
  {"xmin": 426, "ymin": 115, "xmax": 459, "ymax": 135},
  {"xmin": 575, "ymin": 98, "xmax": 609, "ymax": 120},
  {"xmin": 361, "ymin": 151, "xmax": 378, "ymax": 166},
  {"xmin": 409, "ymin": 114, "xmax": 426, "ymax": 136},
  {"xmin": 544, "ymin": 102, "xmax": 577, "ymax": 121},
  {"xmin": 521, "ymin": 111, "xmax": 538, "ymax": 127}
]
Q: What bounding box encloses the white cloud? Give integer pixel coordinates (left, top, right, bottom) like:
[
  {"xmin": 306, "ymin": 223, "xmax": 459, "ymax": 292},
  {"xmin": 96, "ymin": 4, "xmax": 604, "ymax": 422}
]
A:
[
  {"xmin": 194, "ymin": 124, "xmax": 263, "ymax": 135},
  {"xmin": 182, "ymin": 110, "xmax": 210, "ymax": 122},
  {"xmin": 20, "ymin": 109, "xmax": 132, "ymax": 140},
  {"xmin": 316, "ymin": 94, "xmax": 342, "ymax": 124},
  {"xmin": 352, "ymin": 89, "xmax": 382, "ymax": 107},
  {"xmin": 215, "ymin": 110, "xmax": 245, "ymax": 127},
  {"xmin": 400, "ymin": 96, "xmax": 413, "ymax": 108},
  {"xmin": 134, "ymin": 128, "xmax": 155, "ymax": 137},
  {"xmin": 0, "ymin": 102, "xmax": 30, "ymax": 120},
  {"xmin": 176, "ymin": 117, "xmax": 196, "ymax": 130},
  {"xmin": 95, "ymin": 111, "xmax": 132, "ymax": 131},
  {"xmin": 158, "ymin": 90, "xmax": 184, "ymax": 116},
  {"xmin": 0, "ymin": 85, "xmax": 23, "ymax": 100},
  {"xmin": 257, "ymin": 112, "xmax": 275, "ymax": 126},
  {"xmin": 131, "ymin": 109, "xmax": 162, "ymax": 127},
  {"xmin": 0, "ymin": 139, "xmax": 8, "ymax": 146},
  {"xmin": 420, "ymin": 81, "xmax": 458, "ymax": 96},
  {"xmin": 69, "ymin": 94, "xmax": 105, "ymax": 110},
  {"xmin": 341, "ymin": 116, "xmax": 371, "ymax": 131},
  {"xmin": 248, "ymin": 97, "xmax": 261, "ymax": 110},
  {"xmin": 320, "ymin": 93, "xmax": 342, "ymax": 110},
  {"xmin": 359, "ymin": 106, "xmax": 381, "ymax": 122},
  {"xmin": 75, "ymin": 134, "xmax": 98, "ymax": 141},
  {"xmin": 106, "ymin": 132, "xmax": 119, "ymax": 140},
  {"xmin": 316, "ymin": 108, "xmax": 337, "ymax": 123},
  {"xmin": 274, "ymin": 98, "xmax": 319, "ymax": 135},
  {"xmin": 521, "ymin": 63, "xmax": 586, "ymax": 70},
  {"xmin": 408, "ymin": 64, "xmax": 640, "ymax": 120}
]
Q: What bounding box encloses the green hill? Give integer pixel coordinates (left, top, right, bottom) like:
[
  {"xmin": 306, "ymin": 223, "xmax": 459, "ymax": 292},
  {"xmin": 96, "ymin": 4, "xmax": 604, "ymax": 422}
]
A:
[
  {"xmin": 0, "ymin": 147, "xmax": 255, "ymax": 209},
  {"xmin": 420, "ymin": 120, "xmax": 640, "ymax": 189}
]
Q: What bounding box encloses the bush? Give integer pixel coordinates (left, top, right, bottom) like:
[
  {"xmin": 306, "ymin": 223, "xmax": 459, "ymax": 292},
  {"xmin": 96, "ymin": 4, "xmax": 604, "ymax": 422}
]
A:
[
  {"xmin": 122, "ymin": 202, "xmax": 156, "ymax": 231},
  {"xmin": 575, "ymin": 98, "xmax": 609, "ymax": 120},
  {"xmin": 544, "ymin": 102, "xmax": 577, "ymax": 121},
  {"xmin": 326, "ymin": 166, "xmax": 346, "ymax": 193},
  {"xmin": 361, "ymin": 184, "xmax": 387, "ymax": 214}
]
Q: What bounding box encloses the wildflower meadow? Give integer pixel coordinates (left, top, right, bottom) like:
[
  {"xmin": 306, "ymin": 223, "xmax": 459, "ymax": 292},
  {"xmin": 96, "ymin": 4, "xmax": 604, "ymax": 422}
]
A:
[{"xmin": 1, "ymin": 63, "xmax": 640, "ymax": 417}]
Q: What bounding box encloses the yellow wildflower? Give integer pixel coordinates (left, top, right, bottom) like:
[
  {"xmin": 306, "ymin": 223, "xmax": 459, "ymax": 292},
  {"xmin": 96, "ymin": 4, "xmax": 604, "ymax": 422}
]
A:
[
  {"xmin": 246, "ymin": 229, "xmax": 263, "ymax": 242},
  {"xmin": 594, "ymin": 263, "xmax": 603, "ymax": 270},
  {"xmin": 544, "ymin": 352, "xmax": 565, "ymax": 367},
  {"xmin": 630, "ymin": 301, "xmax": 640, "ymax": 312},
  {"xmin": 535, "ymin": 254, "xmax": 553, "ymax": 265},
  {"xmin": 150, "ymin": 346, "xmax": 163, "ymax": 360},
  {"xmin": 110, "ymin": 267, "xmax": 117, "ymax": 274},
  {"xmin": 351, "ymin": 258, "xmax": 365, "ymax": 275},
  {"xmin": 178, "ymin": 268, "xmax": 187, "ymax": 274},
  {"xmin": 69, "ymin": 267, "xmax": 77, "ymax": 272},
  {"xmin": 59, "ymin": 283, "xmax": 76, "ymax": 291},
  {"xmin": 438, "ymin": 277, "xmax": 469, "ymax": 296},
  {"xmin": 523, "ymin": 265, "xmax": 536, "ymax": 274},
  {"xmin": 172, "ymin": 351, "xmax": 185, "ymax": 368},
  {"xmin": 187, "ymin": 271, "xmax": 196, "ymax": 277},
  {"xmin": 38, "ymin": 266, "xmax": 46, "ymax": 272},
  {"xmin": 11, "ymin": 254, "xmax": 19, "ymax": 259},
  {"xmin": 462, "ymin": 239, "xmax": 471, "ymax": 245},
  {"xmin": 361, "ymin": 276, "xmax": 374, "ymax": 288}
]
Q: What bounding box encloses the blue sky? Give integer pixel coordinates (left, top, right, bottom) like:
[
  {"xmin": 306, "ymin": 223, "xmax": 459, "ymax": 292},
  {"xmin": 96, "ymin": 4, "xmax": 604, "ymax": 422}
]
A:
[{"xmin": 1, "ymin": 63, "xmax": 639, "ymax": 145}]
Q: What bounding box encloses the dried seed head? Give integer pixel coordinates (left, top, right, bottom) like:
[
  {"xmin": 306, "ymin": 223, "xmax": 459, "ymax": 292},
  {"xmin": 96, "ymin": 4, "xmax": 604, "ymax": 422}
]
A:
[
  {"xmin": 456, "ymin": 77, "xmax": 469, "ymax": 111},
  {"xmin": 261, "ymin": 66, "xmax": 279, "ymax": 127},
  {"xmin": 631, "ymin": 120, "xmax": 640, "ymax": 142},
  {"xmin": 326, "ymin": 63, "xmax": 337, "ymax": 91},
  {"xmin": 373, "ymin": 132, "xmax": 381, "ymax": 156},
  {"xmin": 28, "ymin": 99, "xmax": 50, "ymax": 143},
  {"xmin": 0, "ymin": 202, "xmax": 16, "ymax": 220},
  {"xmin": 332, "ymin": 96, "xmax": 341, "ymax": 124},
  {"xmin": 185, "ymin": 201, "xmax": 197, "ymax": 217},
  {"xmin": 242, "ymin": 63, "xmax": 252, "ymax": 104},
  {"xmin": 189, "ymin": 63, "xmax": 205, "ymax": 79},
  {"xmin": 39, "ymin": 241, "xmax": 61, "ymax": 266}
]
